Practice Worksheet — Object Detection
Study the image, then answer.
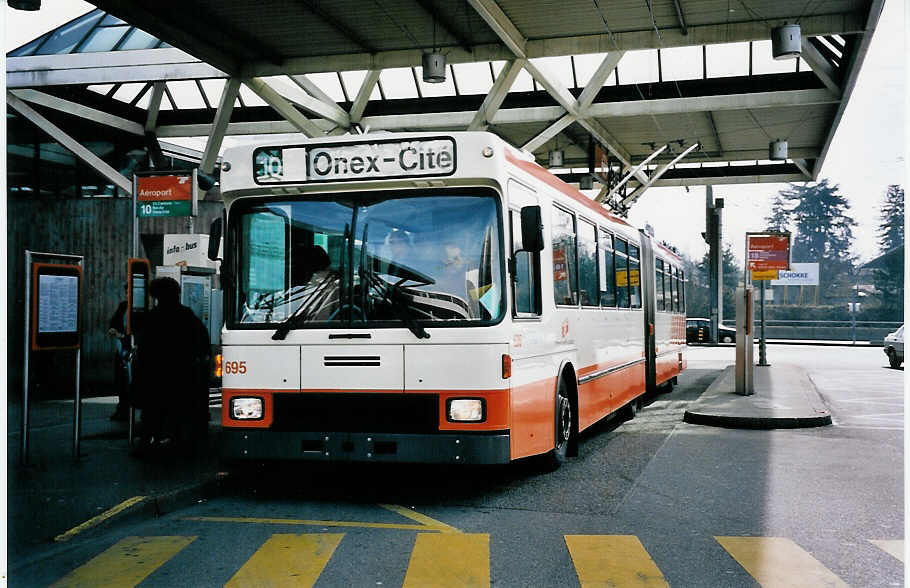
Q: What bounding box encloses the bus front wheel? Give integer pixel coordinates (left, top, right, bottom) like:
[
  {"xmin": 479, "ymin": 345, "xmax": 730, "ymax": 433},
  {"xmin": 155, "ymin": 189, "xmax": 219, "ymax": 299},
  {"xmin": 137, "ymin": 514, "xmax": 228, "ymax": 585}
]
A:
[{"xmin": 544, "ymin": 379, "xmax": 573, "ymax": 470}]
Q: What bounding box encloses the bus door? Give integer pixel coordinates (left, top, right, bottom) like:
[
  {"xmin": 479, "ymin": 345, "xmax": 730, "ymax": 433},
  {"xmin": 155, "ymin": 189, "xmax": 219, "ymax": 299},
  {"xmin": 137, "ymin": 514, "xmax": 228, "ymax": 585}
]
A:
[{"xmin": 638, "ymin": 232, "xmax": 657, "ymax": 394}]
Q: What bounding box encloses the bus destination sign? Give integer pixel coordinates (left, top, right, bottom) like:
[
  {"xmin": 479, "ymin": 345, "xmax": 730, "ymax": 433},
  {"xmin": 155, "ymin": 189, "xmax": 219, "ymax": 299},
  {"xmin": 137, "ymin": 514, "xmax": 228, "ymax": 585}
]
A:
[{"xmin": 254, "ymin": 138, "xmax": 457, "ymax": 184}]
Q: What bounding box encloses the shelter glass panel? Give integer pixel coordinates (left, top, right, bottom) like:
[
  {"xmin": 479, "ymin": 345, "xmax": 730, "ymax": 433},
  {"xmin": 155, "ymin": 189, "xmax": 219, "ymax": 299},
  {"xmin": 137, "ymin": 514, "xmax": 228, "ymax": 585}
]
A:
[
  {"xmin": 573, "ymin": 53, "xmax": 616, "ymax": 87},
  {"xmin": 452, "ymin": 62, "xmax": 496, "ymax": 95},
  {"xmin": 39, "ymin": 11, "xmax": 103, "ymax": 54},
  {"xmin": 660, "ymin": 46, "xmax": 703, "ymax": 81},
  {"xmin": 617, "ymin": 50, "xmax": 659, "ymax": 84},
  {"xmin": 379, "ymin": 68, "xmax": 418, "ymax": 99},
  {"xmin": 117, "ymin": 28, "xmax": 160, "ymax": 51},
  {"xmin": 706, "ymin": 42, "xmax": 750, "ymax": 77},
  {"xmin": 79, "ymin": 25, "xmax": 128, "ymax": 52}
]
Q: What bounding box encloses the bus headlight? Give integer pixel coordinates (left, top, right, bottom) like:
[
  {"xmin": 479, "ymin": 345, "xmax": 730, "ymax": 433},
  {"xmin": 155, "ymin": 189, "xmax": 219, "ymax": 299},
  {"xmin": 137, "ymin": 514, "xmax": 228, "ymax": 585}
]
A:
[
  {"xmin": 447, "ymin": 398, "xmax": 484, "ymax": 422},
  {"xmin": 230, "ymin": 397, "xmax": 263, "ymax": 420}
]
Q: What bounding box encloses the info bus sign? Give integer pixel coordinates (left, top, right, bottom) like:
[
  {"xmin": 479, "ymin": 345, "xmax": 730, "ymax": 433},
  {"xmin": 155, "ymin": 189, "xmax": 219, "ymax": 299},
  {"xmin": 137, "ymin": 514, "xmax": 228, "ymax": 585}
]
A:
[
  {"xmin": 746, "ymin": 232, "xmax": 791, "ymax": 272},
  {"xmin": 134, "ymin": 171, "xmax": 197, "ymax": 218}
]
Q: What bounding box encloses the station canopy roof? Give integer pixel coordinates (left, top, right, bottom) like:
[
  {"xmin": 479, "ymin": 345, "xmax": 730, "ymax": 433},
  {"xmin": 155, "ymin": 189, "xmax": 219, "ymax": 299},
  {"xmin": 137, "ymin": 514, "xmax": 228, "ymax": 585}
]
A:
[{"xmin": 7, "ymin": 0, "xmax": 884, "ymax": 213}]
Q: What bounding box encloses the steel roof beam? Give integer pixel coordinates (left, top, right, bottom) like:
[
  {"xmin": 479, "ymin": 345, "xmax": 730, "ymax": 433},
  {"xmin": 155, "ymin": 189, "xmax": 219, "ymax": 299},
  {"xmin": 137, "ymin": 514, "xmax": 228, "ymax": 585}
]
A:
[
  {"xmin": 201, "ymin": 78, "xmax": 241, "ymax": 175},
  {"xmin": 575, "ymin": 52, "xmax": 624, "ymax": 110},
  {"xmin": 467, "ymin": 0, "xmax": 527, "ymax": 58},
  {"xmin": 8, "ymin": 89, "xmax": 144, "ymax": 136},
  {"xmin": 350, "ymin": 70, "xmax": 381, "ymax": 124},
  {"xmin": 8, "ymin": 91, "xmax": 132, "ymax": 194},
  {"xmin": 522, "ymin": 114, "xmax": 577, "ymax": 152},
  {"xmin": 144, "ymin": 82, "xmax": 165, "ymax": 133},
  {"xmin": 244, "ymin": 77, "xmax": 323, "ymax": 137},
  {"xmin": 673, "ymin": 0, "xmax": 689, "ymax": 35},
  {"xmin": 468, "ymin": 59, "xmax": 524, "ymax": 131},
  {"xmin": 585, "ymin": 88, "xmax": 839, "ymax": 118},
  {"xmin": 245, "ymin": 12, "xmax": 864, "ymax": 77},
  {"xmin": 277, "ymin": 80, "xmax": 350, "ymax": 129},
  {"xmin": 800, "ymin": 37, "xmax": 842, "ymax": 96},
  {"xmin": 289, "ymin": 74, "xmax": 350, "ymax": 127}
]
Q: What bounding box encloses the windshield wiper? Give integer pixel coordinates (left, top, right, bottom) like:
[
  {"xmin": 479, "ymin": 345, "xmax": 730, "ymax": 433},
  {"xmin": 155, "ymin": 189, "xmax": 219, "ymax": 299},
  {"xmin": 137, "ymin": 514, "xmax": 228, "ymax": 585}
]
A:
[{"xmin": 367, "ymin": 273, "xmax": 431, "ymax": 339}]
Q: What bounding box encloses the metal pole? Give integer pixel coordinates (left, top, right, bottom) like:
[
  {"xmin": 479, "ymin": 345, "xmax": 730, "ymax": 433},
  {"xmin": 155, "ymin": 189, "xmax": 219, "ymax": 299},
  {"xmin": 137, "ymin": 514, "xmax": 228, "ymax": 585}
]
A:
[
  {"xmin": 132, "ymin": 175, "xmax": 138, "ymax": 258},
  {"xmin": 130, "ymin": 174, "xmax": 138, "ymax": 446},
  {"xmin": 22, "ymin": 250, "xmax": 32, "ymax": 465},
  {"xmin": 758, "ymin": 280, "xmax": 769, "ymax": 366},
  {"xmin": 74, "ymin": 348, "xmax": 82, "ymax": 458}
]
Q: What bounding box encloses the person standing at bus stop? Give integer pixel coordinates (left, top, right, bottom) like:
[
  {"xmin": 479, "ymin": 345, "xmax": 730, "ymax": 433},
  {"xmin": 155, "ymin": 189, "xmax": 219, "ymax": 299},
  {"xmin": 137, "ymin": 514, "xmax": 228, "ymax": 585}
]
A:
[
  {"xmin": 106, "ymin": 284, "xmax": 131, "ymax": 421},
  {"xmin": 131, "ymin": 277, "xmax": 210, "ymax": 455}
]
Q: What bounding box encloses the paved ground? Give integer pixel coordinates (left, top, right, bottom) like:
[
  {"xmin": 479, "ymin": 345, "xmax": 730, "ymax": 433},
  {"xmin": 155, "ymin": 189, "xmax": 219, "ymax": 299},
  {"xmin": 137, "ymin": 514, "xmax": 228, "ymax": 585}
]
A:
[{"xmin": 7, "ymin": 345, "xmax": 904, "ymax": 586}]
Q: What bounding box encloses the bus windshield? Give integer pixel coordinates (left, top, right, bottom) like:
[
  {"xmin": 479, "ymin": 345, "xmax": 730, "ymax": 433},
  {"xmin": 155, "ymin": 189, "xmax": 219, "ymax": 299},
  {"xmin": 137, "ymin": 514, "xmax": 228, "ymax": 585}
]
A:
[{"xmin": 232, "ymin": 190, "xmax": 504, "ymax": 331}]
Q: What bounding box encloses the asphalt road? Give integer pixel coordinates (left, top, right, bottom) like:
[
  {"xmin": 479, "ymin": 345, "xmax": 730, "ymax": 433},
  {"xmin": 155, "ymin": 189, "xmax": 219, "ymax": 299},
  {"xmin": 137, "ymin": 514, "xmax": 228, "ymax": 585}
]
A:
[{"xmin": 17, "ymin": 346, "xmax": 904, "ymax": 587}]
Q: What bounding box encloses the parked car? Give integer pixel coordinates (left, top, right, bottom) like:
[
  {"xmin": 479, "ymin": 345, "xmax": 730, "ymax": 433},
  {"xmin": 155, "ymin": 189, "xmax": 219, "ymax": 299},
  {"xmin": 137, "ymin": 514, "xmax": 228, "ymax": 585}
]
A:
[
  {"xmin": 883, "ymin": 325, "xmax": 903, "ymax": 369},
  {"xmin": 686, "ymin": 318, "xmax": 736, "ymax": 344}
]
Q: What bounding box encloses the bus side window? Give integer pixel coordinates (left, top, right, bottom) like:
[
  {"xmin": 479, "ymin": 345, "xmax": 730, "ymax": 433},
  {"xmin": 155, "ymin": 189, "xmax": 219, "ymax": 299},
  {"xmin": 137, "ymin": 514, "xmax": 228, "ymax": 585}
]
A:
[
  {"xmin": 599, "ymin": 229, "xmax": 616, "ymax": 307},
  {"xmin": 664, "ymin": 264, "xmax": 673, "ymax": 311},
  {"xmin": 672, "ymin": 266, "xmax": 680, "ymax": 311},
  {"xmin": 551, "ymin": 206, "xmax": 578, "ymax": 306},
  {"xmin": 578, "ymin": 219, "xmax": 598, "ymax": 307},
  {"xmin": 510, "ymin": 210, "xmax": 541, "ymax": 316},
  {"xmin": 656, "ymin": 259, "xmax": 665, "ymax": 311},
  {"xmin": 680, "ymin": 270, "xmax": 686, "ymax": 312},
  {"xmin": 628, "ymin": 244, "xmax": 642, "ymax": 309},
  {"xmin": 615, "ymin": 238, "xmax": 630, "ymax": 308}
]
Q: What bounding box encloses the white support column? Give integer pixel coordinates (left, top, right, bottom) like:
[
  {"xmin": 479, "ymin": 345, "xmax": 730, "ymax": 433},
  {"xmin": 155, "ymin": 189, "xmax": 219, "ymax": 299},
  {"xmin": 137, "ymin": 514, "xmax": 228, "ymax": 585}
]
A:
[
  {"xmin": 522, "ymin": 114, "xmax": 576, "ymax": 152},
  {"xmin": 145, "ymin": 82, "xmax": 165, "ymax": 133},
  {"xmin": 244, "ymin": 77, "xmax": 323, "ymax": 137},
  {"xmin": 350, "ymin": 70, "xmax": 381, "ymax": 124},
  {"xmin": 8, "ymin": 92, "xmax": 132, "ymax": 194},
  {"xmin": 201, "ymin": 77, "xmax": 241, "ymax": 175},
  {"xmin": 468, "ymin": 59, "xmax": 524, "ymax": 131},
  {"xmin": 621, "ymin": 142, "xmax": 699, "ymax": 207}
]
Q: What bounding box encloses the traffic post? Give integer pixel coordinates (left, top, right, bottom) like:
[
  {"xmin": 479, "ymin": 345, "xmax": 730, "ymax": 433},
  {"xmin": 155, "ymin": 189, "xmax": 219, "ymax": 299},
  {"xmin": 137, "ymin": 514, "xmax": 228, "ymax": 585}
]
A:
[{"xmin": 740, "ymin": 232, "xmax": 790, "ymax": 394}]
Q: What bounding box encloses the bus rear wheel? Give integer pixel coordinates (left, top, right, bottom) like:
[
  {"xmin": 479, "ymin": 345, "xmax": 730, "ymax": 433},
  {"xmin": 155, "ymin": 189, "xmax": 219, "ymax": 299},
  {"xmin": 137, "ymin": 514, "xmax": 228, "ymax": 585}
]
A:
[{"xmin": 544, "ymin": 379, "xmax": 573, "ymax": 470}]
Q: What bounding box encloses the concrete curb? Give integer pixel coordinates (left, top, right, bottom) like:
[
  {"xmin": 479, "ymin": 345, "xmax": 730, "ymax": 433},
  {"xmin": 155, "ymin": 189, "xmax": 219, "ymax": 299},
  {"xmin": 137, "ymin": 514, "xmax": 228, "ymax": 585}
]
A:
[
  {"xmin": 683, "ymin": 411, "xmax": 832, "ymax": 429},
  {"xmin": 683, "ymin": 365, "xmax": 833, "ymax": 430}
]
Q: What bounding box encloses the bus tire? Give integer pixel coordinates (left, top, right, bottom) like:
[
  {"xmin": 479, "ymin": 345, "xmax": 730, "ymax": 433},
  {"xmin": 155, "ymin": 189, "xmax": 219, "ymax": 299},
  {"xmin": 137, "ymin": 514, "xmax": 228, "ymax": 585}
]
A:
[{"xmin": 544, "ymin": 379, "xmax": 573, "ymax": 470}]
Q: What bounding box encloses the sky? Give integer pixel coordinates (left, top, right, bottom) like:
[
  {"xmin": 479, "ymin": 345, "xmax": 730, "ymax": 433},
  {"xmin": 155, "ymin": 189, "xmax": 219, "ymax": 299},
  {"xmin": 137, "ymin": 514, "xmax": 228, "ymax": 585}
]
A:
[{"xmin": 4, "ymin": 0, "xmax": 907, "ymax": 265}]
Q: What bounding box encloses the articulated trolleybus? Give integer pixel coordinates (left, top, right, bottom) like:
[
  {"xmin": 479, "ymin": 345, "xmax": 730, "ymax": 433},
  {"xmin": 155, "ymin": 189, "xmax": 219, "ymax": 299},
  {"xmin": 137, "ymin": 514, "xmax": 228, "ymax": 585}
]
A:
[{"xmin": 215, "ymin": 131, "xmax": 686, "ymax": 467}]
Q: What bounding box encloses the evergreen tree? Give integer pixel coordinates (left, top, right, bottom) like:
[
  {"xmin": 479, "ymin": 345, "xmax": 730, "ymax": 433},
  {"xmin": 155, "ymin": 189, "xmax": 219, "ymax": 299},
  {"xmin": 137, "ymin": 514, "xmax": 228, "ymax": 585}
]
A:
[
  {"xmin": 695, "ymin": 244, "xmax": 741, "ymax": 321},
  {"xmin": 877, "ymin": 184, "xmax": 904, "ymax": 253},
  {"xmin": 764, "ymin": 193, "xmax": 792, "ymax": 232},
  {"xmin": 873, "ymin": 185, "xmax": 904, "ymax": 318},
  {"xmin": 777, "ymin": 179, "xmax": 856, "ymax": 303}
]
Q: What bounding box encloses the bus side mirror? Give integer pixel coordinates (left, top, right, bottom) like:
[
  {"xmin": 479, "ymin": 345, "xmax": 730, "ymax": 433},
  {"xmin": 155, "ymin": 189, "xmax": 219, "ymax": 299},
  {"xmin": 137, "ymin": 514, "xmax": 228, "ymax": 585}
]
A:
[
  {"xmin": 520, "ymin": 205, "xmax": 544, "ymax": 252},
  {"xmin": 208, "ymin": 217, "xmax": 223, "ymax": 261}
]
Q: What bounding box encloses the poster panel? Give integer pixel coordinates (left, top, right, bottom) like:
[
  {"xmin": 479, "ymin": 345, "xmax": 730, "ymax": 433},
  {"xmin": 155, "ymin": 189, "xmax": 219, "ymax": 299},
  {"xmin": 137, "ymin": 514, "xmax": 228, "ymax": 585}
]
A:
[{"xmin": 31, "ymin": 263, "xmax": 81, "ymax": 350}]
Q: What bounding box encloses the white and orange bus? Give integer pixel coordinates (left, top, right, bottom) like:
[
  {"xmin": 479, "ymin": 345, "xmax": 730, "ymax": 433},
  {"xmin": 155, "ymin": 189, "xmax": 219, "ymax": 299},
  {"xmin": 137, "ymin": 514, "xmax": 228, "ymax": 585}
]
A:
[{"xmin": 212, "ymin": 131, "xmax": 686, "ymax": 467}]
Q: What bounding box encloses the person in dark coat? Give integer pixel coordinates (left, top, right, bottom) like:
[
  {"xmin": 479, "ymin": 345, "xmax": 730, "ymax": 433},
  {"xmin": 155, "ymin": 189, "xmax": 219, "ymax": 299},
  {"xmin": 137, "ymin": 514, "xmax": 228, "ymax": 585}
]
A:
[
  {"xmin": 132, "ymin": 277, "xmax": 210, "ymax": 453},
  {"xmin": 107, "ymin": 285, "xmax": 130, "ymax": 421}
]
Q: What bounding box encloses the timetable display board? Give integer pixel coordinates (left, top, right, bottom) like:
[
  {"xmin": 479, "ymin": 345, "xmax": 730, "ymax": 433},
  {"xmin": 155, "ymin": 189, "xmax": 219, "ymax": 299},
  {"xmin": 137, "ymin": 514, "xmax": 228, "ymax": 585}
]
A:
[
  {"xmin": 31, "ymin": 263, "xmax": 81, "ymax": 350},
  {"xmin": 127, "ymin": 257, "xmax": 151, "ymax": 334},
  {"xmin": 746, "ymin": 232, "xmax": 791, "ymax": 272}
]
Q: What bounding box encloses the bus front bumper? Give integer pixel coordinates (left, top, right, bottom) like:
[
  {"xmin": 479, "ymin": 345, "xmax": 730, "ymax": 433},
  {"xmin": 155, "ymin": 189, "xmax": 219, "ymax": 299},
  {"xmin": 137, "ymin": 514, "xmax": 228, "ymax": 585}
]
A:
[{"xmin": 221, "ymin": 430, "xmax": 511, "ymax": 464}]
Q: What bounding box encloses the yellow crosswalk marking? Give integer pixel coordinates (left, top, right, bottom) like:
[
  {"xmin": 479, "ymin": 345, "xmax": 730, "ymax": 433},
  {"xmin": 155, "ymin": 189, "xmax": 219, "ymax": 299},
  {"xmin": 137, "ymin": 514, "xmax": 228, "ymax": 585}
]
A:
[
  {"xmin": 403, "ymin": 533, "xmax": 489, "ymax": 587},
  {"xmin": 869, "ymin": 539, "xmax": 904, "ymax": 563},
  {"xmin": 225, "ymin": 533, "xmax": 343, "ymax": 587},
  {"xmin": 565, "ymin": 535, "xmax": 669, "ymax": 587},
  {"xmin": 49, "ymin": 535, "xmax": 195, "ymax": 588},
  {"xmin": 716, "ymin": 536, "xmax": 848, "ymax": 587}
]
